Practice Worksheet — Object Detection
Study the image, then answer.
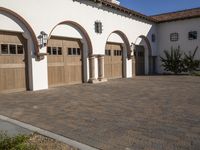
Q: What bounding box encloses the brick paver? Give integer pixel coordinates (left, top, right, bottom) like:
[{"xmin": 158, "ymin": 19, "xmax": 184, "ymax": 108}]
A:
[{"xmin": 0, "ymin": 76, "xmax": 200, "ymax": 150}]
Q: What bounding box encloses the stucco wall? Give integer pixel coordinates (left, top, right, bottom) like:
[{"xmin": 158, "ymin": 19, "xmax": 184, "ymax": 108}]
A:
[{"xmin": 157, "ymin": 18, "xmax": 200, "ymax": 73}]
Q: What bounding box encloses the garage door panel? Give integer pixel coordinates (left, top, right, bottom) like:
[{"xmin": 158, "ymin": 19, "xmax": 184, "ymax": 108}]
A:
[
  {"xmin": 0, "ymin": 31, "xmax": 25, "ymax": 45},
  {"xmin": 47, "ymin": 55, "xmax": 63, "ymax": 63},
  {"xmin": 64, "ymin": 56, "xmax": 82, "ymax": 84},
  {"xmin": 48, "ymin": 66, "xmax": 65, "ymax": 86},
  {"xmin": 135, "ymin": 45, "xmax": 145, "ymax": 75},
  {"xmin": 0, "ymin": 55, "xmax": 24, "ymax": 64},
  {"xmin": 63, "ymin": 39, "xmax": 80, "ymax": 48},
  {"xmin": 104, "ymin": 56, "xmax": 112, "ymax": 78},
  {"xmin": 0, "ymin": 67, "xmax": 26, "ymax": 91},
  {"xmin": 48, "ymin": 38, "xmax": 63, "ymax": 47},
  {"xmin": 0, "ymin": 31, "xmax": 27, "ymax": 92},
  {"xmin": 48, "ymin": 36, "xmax": 82, "ymax": 87},
  {"xmin": 105, "ymin": 43, "xmax": 123, "ymax": 79},
  {"xmin": 14, "ymin": 68, "xmax": 26, "ymax": 89}
]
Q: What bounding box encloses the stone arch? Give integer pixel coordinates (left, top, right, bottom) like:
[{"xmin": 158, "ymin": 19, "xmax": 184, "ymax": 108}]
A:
[
  {"xmin": 0, "ymin": 7, "xmax": 39, "ymax": 91},
  {"xmin": 134, "ymin": 35, "xmax": 153, "ymax": 75},
  {"xmin": 104, "ymin": 30, "xmax": 131, "ymax": 79},
  {"xmin": 48, "ymin": 21, "xmax": 93, "ymax": 56},
  {"xmin": 47, "ymin": 20, "xmax": 94, "ymax": 85},
  {"xmin": 0, "ymin": 7, "xmax": 39, "ymax": 56},
  {"xmin": 138, "ymin": 35, "xmax": 152, "ymax": 56},
  {"xmin": 106, "ymin": 30, "xmax": 131, "ymax": 59}
]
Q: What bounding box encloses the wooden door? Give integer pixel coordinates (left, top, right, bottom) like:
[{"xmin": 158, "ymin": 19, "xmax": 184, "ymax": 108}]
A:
[
  {"xmin": 47, "ymin": 36, "xmax": 82, "ymax": 87},
  {"xmin": 135, "ymin": 45, "xmax": 145, "ymax": 75},
  {"xmin": 105, "ymin": 42, "xmax": 123, "ymax": 79},
  {"xmin": 0, "ymin": 31, "xmax": 27, "ymax": 92}
]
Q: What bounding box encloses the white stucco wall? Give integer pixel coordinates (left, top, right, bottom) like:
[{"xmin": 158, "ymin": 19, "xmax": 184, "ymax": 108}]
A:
[
  {"xmin": 157, "ymin": 18, "xmax": 200, "ymax": 73},
  {"xmin": 107, "ymin": 33, "xmax": 124, "ymax": 43},
  {"xmin": 0, "ymin": 0, "xmax": 157, "ymax": 90},
  {"xmin": 51, "ymin": 25, "xmax": 82, "ymax": 39}
]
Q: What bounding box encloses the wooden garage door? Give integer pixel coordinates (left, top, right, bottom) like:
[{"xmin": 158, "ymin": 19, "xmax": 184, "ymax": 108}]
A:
[
  {"xmin": 135, "ymin": 45, "xmax": 145, "ymax": 75},
  {"xmin": 0, "ymin": 31, "xmax": 27, "ymax": 92},
  {"xmin": 47, "ymin": 36, "xmax": 82, "ymax": 87},
  {"xmin": 104, "ymin": 42, "xmax": 123, "ymax": 79}
]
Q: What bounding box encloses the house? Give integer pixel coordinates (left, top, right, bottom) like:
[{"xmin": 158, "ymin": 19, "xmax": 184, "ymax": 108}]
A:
[{"xmin": 0, "ymin": 0, "xmax": 199, "ymax": 93}]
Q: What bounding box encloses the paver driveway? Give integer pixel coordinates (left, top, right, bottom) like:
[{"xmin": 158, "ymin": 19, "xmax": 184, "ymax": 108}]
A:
[{"xmin": 0, "ymin": 76, "xmax": 200, "ymax": 150}]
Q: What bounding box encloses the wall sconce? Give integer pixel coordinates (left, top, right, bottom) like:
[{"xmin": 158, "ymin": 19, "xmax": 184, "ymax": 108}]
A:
[
  {"xmin": 130, "ymin": 42, "xmax": 136, "ymax": 56},
  {"xmin": 130, "ymin": 43, "xmax": 136, "ymax": 52},
  {"xmin": 36, "ymin": 31, "xmax": 48, "ymax": 61},
  {"xmin": 37, "ymin": 31, "xmax": 48, "ymax": 48}
]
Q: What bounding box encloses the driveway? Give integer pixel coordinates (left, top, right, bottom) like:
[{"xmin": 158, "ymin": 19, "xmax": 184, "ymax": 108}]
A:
[{"xmin": 0, "ymin": 76, "xmax": 200, "ymax": 150}]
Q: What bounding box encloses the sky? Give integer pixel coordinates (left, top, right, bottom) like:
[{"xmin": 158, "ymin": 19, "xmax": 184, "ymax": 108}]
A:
[{"xmin": 119, "ymin": 0, "xmax": 200, "ymax": 16}]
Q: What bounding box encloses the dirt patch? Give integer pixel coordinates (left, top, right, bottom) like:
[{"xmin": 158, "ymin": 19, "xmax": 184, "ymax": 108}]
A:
[{"xmin": 28, "ymin": 133, "xmax": 79, "ymax": 150}]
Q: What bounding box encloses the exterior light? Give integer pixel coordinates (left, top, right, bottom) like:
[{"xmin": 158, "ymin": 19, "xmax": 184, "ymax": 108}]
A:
[
  {"xmin": 130, "ymin": 42, "xmax": 136, "ymax": 56},
  {"xmin": 37, "ymin": 31, "xmax": 48, "ymax": 48}
]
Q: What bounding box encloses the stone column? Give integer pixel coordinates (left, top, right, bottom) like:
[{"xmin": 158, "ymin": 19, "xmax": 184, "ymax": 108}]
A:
[
  {"xmin": 148, "ymin": 56, "xmax": 153, "ymax": 75},
  {"xmin": 88, "ymin": 55, "xmax": 96, "ymax": 83},
  {"xmin": 132, "ymin": 56, "xmax": 136, "ymax": 77},
  {"xmin": 98, "ymin": 55, "xmax": 107, "ymax": 82},
  {"xmin": 98, "ymin": 55, "xmax": 104, "ymax": 80}
]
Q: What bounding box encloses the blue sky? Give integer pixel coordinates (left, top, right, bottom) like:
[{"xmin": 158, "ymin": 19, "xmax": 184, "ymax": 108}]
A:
[{"xmin": 119, "ymin": 0, "xmax": 200, "ymax": 16}]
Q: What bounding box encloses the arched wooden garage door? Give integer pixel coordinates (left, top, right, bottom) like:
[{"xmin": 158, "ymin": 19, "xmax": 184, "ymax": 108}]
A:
[
  {"xmin": 135, "ymin": 45, "xmax": 145, "ymax": 75},
  {"xmin": 0, "ymin": 30, "xmax": 28, "ymax": 92},
  {"xmin": 105, "ymin": 42, "xmax": 123, "ymax": 79},
  {"xmin": 47, "ymin": 36, "xmax": 83, "ymax": 87}
]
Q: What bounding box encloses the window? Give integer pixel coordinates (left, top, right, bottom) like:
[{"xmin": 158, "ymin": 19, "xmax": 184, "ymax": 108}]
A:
[
  {"xmin": 170, "ymin": 33, "xmax": 179, "ymax": 42},
  {"xmin": 188, "ymin": 31, "xmax": 197, "ymax": 40},
  {"xmin": 152, "ymin": 34, "xmax": 156, "ymax": 42},
  {"xmin": 47, "ymin": 47, "xmax": 51, "ymax": 55},
  {"xmin": 68, "ymin": 48, "xmax": 81, "ymax": 56},
  {"xmin": 73, "ymin": 48, "xmax": 76, "ymax": 55},
  {"xmin": 17, "ymin": 45, "xmax": 24, "ymax": 54},
  {"xmin": 0, "ymin": 44, "xmax": 24, "ymax": 55},
  {"xmin": 114, "ymin": 50, "xmax": 122, "ymax": 56},
  {"xmin": 68, "ymin": 48, "xmax": 72, "ymax": 55},
  {"xmin": 77, "ymin": 48, "xmax": 81, "ymax": 55},
  {"xmin": 1, "ymin": 44, "xmax": 8, "ymax": 54},
  {"xmin": 114, "ymin": 50, "xmax": 117, "ymax": 56},
  {"xmin": 119, "ymin": 50, "xmax": 122, "ymax": 56},
  {"xmin": 10, "ymin": 45, "xmax": 16, "ymax": 54},
  {"xmin": 95, "ymin": 21, "xmax": 102, "ymax": 34},
  {"xmin": 58, "ymin": 47, "xmax": 62, "ymax": 55},
  {"xmin": 52, "ymin": 47, "xmax": 57, "ymax": 55},
  {"xmin": 105, "ymin": 50, "xmax": 111, "ymax": 56},
  {"xmin": 47, "ymin": 47, "xmax": 63, "ymax": 55}
]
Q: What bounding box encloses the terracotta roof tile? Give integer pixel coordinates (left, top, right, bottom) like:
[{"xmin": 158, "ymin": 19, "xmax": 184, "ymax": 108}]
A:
[
  {"xmin": 78, "ymin": 0, "xmax": 157, "ymax": 22},
  {"xmin": 151, "ymin": 7, "xmax": 200, "ymax": 23}
]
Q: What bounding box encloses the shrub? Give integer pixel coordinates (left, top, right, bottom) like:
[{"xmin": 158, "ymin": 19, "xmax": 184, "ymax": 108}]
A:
[
  {"xmin": 183, "ymin": 46, "xmax": 200, "ymax": 73},
  {"xmin": 160, "ymin": 46, "xmax": 184, "ymax": 74},
  {"xmin": 0, "ymin": 131, "xmax": 36, "ymax": 150},
  {"xmin": 160, "ymin": 46, "xmax": 200, "ymax": 74}
]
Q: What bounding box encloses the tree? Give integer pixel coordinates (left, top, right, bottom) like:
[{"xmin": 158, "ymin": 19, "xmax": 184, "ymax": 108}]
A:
[{"xmin": 160, "ymin": 46, "xmax": 184, "ymax": 74}]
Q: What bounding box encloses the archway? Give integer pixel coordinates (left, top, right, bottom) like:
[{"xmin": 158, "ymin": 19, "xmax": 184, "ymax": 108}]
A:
[
  {"xmin": 133, "ymin": 35, "xmax": 153, "ymax": 75},
  {"xmin": 103, "ymin": 30, "xmax": 131, "ymax": 80},
  {"xmin": 47, "ymin": 21, "xmax": 93, "ymax": 87},
  {"xmin": 48, "ymin": 21, "xmax": 93, "ymax": 55},
  {"xmin": 0, "ymin": 7, "xmax": 38, "ymax": 92}
]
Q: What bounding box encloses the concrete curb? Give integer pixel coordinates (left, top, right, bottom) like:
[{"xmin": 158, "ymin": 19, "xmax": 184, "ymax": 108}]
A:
[{"xmin": 0, "ymin": 115, "xmax": 99, "ymax": 150}]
